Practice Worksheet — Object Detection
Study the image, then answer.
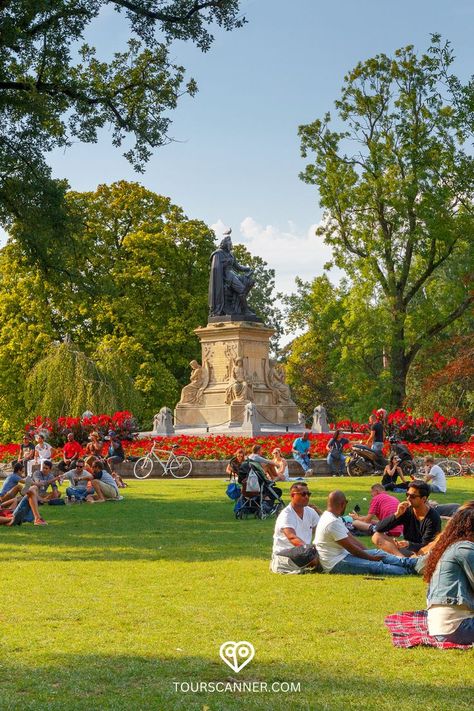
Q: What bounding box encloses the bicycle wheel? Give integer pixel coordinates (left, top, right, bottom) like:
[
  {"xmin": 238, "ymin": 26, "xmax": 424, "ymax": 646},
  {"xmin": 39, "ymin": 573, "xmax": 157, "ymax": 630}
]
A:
[
  {"xmin": 346, "ymin": 458, "xmax": 364, "ymax": 477},
  {"xmin": 437, "ymin": 459, "xmax": 462, "ymax": 477},
  {"xmin": 169, "ymin": 455, "xmax": 192, "ymax": 479},
  {"xmin": 133, "ymin": 456, "xmax": 154, "ymax": 479}
]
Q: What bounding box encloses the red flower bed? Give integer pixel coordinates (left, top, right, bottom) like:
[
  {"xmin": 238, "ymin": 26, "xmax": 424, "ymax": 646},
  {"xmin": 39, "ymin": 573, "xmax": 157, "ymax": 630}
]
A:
[
  {"xmin": 0, "ymin": 409, "xmax": 470, "ymax": 463},
  {"xmin": 331, "ymin": 410, "xmax": 467, "ymax": 444},
  {"xmin": 124, "ymin": 434, "xmax": 474, "ymax": 462},
  {"xmin": 1, "ymin": 432, "xmax": 473, "ymax": 464}
]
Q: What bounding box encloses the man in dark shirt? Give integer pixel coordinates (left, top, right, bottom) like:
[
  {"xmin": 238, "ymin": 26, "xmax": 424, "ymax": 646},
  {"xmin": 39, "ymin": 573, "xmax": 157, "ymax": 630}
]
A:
[
  {"xmin": 372, "ymin": 480, "xmax": 441, "ymax": 556},
  {"xmin": 367, "ymin": 414, "xmax": 384, "ymax": 454}
]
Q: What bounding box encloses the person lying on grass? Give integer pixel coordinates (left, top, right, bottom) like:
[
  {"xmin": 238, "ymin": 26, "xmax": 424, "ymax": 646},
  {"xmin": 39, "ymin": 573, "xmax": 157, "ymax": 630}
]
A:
[
  {"xmin": 86, "ymin": 461, "xmax": 121, "ymax": 502},
  {"xmin": 0, "ymin": 485, "xmax": 47, "ymax": 526},
  {"xmin": 349, "ymin": 484, "xmax": 404, "ymax": 536},
  {"xmin": 315, "ymin": 490, "xmax": 419, "ymax": 576},
  {"xmin": 372, "ymin": 480, "xmax": 441, "ymax": 558},
  {"xmin": 271, "ymin": 482, "xmax": 320, "ymax": 574}
]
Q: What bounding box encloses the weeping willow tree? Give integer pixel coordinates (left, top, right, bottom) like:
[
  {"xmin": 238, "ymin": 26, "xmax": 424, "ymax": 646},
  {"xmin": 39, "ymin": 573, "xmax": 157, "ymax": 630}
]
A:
[{"xmin": 26, "ymin": 341, "xmax": 143, "ymax": 420}]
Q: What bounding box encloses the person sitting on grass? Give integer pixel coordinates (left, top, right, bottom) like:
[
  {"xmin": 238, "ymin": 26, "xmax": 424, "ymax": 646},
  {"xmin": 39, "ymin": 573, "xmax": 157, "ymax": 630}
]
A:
[
  {"xmin": 315, "ymin": 490, "xmax": 418, "ymax": 575},
  {"xmin": 63, "ymin": 458, "xmax": 93, "ymax": 502},
  {"xmin": 292, "ymin": 431, "xmax": 313, "ymax": 476},
  {"xmin": 372, "ymin": 480, "xmax": 441, "ymax": 557},
  {"xmin": 57, "ymin": 432, "xmax": 83, "ymax": 473},
  {"xmin": 423, "ymin": 501, "xmax": 474, "ymax": 645},
  {"xmin": 87, "ymin": 460, "xmax": 121, "ymax": 502},
  {"xmin": 0, "ymin": 485, "xmax": 47, "ymax": 526},
  {"xmin": 32, "ymin": 460, "xmax": 62, "ymax": 502},
  {"xmin": 349, "ymin": 484, "xmax": 404, "ymax": 537},
  {"xmin": 423, "ymin": 456, "xmax": 447, "ymax": 494},
  {"xmin": 0, "ymin": 462, "xmax": 28, "ymax": 499},
  {"xmin": 381, "ymin": 454, "xmax": 410, "ymax": 491},
  {"xmin": 226, "ymin": 448, "xmax": 246, "ymax": 482},
  {"xmin": 271, "ymin": 483, "xmax": 320, "ymax": 574}
]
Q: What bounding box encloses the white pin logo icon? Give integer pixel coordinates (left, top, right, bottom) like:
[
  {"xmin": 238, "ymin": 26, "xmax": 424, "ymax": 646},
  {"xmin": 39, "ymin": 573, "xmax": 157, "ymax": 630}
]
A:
[{"xmin": 219, "ymin": 641, "xmax": 255, "ymax": 673}]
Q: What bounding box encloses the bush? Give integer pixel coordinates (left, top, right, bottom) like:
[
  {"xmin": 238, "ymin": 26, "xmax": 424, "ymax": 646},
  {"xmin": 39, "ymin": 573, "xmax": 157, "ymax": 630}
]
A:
[{"xmin": 24, "ymin": 411, "xmax": 139, "ymax": 447}]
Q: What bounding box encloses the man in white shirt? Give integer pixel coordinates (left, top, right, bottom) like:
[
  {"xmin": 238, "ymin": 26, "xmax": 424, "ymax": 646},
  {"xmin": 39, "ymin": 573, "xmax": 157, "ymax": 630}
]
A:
[
  {"xmin": 315, "ymin": 490, "xmax": 418, "ymax": 575},
  {"xmin": 271, "ymin": 483, "xmax": 320, "ymax": 574},
  {"xmin": 423, "ymin": 456, "xmax": 447, "ymax": 493}
]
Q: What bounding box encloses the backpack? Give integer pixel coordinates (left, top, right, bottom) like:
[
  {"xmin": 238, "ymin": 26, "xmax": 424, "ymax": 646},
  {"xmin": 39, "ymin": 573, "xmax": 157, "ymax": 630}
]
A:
[
  {"xmin": 226, "ymin": 482, "xmax": 241, "ymax": 501},
  {"xmin": 245, "ymin": 468, "xmax": 260, "ymax": 493}
]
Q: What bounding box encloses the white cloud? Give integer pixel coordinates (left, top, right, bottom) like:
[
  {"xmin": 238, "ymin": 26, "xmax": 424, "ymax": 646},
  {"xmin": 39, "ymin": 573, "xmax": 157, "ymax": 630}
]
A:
[{"xmin": 211, "ymin": 216, "xmax": 341, "ymax": 296}]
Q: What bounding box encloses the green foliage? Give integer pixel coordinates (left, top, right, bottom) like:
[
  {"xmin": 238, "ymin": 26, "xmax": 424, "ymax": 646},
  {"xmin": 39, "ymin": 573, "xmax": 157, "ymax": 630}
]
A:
[
  {"xmin": 25, "ymin": 340, "xmax": 139, "ymax": 419},
  {"xmin": 0, "ymin": 1, "xmax": 245, "ymax": 256},
  {"xmin": 297, "ymin": 37, "xmax": 474, "ymax": 411},
  {"xmin": 0, "ymin": 181, "xmax": 279, "ymax": 433}
]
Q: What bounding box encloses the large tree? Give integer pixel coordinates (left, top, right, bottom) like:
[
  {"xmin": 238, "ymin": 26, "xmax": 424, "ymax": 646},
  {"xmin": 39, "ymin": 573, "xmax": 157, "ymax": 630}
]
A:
[
  {"xmin": 0, "ymin": 1, "xmax": 244, "ymax": 257},
  {"xmin": 299, "ymin": 37, "xmax": 474, "ymax": 409},
  {"xmin": 0, "ymin": 181, "xmax": 281, "ymax": 435}
]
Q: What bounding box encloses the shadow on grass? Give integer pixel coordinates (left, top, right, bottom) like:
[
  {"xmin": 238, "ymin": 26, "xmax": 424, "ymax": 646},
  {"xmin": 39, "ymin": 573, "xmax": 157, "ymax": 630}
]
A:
[
  {"xmin": 0, "ymin": 652, "xmax": 471, "ymax": 711},
  {"xmin": 0, "ymin": 494, "xmax": 278, "ymax": 563}
]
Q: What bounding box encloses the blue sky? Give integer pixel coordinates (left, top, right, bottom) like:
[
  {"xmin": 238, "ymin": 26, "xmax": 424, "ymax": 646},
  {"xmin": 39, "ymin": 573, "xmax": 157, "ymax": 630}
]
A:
[{"xmin": 6, "ymin": 0, "xmax": 474, "ymax": 294}]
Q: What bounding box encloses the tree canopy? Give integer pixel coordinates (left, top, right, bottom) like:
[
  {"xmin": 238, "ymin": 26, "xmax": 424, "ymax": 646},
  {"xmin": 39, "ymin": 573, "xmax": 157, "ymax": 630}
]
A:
[
  {"xmin": 0, "ymin": 180, "xmax": 279, "ymax": 437},
  {"xmin": 297, "ymin": 37, "xmax": 474, "ymax": 412},
  {"xmin": 0, "ymin": 1, "xmax": 244, "ymax": 256}
]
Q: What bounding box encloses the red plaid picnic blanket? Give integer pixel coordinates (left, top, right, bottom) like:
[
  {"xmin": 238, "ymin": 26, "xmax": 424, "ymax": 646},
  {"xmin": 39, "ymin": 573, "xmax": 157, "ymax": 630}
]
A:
[{"xmin": 385, "ymin": 610, "xmax": 473, "ymax": 649}]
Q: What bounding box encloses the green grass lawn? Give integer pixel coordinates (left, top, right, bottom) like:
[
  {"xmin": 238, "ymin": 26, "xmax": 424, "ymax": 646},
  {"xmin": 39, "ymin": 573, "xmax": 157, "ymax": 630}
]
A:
[{"xmin": 0, "ymin": 476, "xmax": 472, "ymax": 710}]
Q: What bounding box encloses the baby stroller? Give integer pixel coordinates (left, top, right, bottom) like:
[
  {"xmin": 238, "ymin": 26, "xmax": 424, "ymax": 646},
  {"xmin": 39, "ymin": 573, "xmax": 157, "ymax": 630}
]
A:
[{"xmin": 234, "ymin": 460, "xmax": 284, "ymax": 520}]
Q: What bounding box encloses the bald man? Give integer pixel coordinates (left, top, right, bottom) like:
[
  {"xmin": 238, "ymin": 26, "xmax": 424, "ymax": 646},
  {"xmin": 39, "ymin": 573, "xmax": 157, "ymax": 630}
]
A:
[{"xmin": 315, "ymin": 490, "xmax": 419, "ymax": 575}]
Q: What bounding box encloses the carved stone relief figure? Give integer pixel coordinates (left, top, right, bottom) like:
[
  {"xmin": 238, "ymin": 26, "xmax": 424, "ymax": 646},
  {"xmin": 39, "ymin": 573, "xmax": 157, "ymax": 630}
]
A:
[
  {"xmin": 225, "ymin": 357, "xmax": 254, "ymax": 403},
  {"xmin": 224, "ymin": 343, "xmax": 238, "ymax": 381},
  {"xmin": 264, "ymin": 359, "xmax": 292, "ymax": 404},
  {"xmin": 179, "ymin": 360, "xmax": 209, "ymax": 405}
]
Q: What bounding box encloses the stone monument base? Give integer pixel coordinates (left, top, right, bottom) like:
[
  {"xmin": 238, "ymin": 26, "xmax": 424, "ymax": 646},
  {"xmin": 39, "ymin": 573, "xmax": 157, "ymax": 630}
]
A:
[{"xmin": 174, "ymin": 320, "xmax": 299, "ymax": 430}]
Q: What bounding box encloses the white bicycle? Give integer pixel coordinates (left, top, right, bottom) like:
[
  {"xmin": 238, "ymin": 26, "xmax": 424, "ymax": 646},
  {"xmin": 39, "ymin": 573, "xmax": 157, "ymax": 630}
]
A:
[{"xmin": 133, "ymin": 442, "xmax": 193, "ymax": 479}]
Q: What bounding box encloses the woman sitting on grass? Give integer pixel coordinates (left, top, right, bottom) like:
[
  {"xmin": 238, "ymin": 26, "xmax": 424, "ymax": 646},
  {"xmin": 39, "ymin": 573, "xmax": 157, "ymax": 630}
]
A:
[
  {"xmin": 424, "ymin": 501, "xmax": 474, "ymax": 645},
  {"xmin": 381, "ymin": 454, "xmax": 409, "ymax": 491}
]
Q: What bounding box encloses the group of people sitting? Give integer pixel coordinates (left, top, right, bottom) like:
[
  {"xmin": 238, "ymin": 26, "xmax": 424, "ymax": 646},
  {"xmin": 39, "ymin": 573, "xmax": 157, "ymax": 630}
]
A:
[
  {"xmin": 271, "ymin": 480, "xmax": 473, "ymax": 645},
  {"xmin": 0, "ymin": 430, "xmax": 128, "ymax": 526}
]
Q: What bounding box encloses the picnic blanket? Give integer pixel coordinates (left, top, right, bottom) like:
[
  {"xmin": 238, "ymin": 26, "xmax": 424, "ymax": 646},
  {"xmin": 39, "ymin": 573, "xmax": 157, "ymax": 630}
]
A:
[{"xmin": 384, "ymin": 610, "xmax": 473, "ymax": 650}]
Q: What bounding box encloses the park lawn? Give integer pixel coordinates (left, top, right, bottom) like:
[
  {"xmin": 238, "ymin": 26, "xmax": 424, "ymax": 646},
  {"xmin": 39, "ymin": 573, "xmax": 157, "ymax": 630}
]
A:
[{"xmin": 0, "ymin": 476, "xmax": 472, "ymax": 711}]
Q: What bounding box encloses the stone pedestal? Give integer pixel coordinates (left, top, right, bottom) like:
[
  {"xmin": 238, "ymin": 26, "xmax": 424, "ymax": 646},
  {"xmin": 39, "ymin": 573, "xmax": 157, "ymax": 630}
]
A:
[{"xmin": 174, "ymin": 321, "xmax": 299, "ymax": 429}]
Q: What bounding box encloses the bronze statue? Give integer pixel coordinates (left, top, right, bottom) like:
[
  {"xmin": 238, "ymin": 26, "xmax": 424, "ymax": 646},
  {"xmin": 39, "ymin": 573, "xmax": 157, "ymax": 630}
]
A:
[{"xmin": 208, "ymin": 228, "xmax": 259, "ymax": 320}]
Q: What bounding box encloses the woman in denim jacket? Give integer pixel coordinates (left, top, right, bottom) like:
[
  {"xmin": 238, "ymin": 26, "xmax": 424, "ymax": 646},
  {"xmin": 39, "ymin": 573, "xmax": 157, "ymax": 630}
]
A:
[{"xmin": 424, "ymin": 501, "xmax": 474, "ymax": 644}]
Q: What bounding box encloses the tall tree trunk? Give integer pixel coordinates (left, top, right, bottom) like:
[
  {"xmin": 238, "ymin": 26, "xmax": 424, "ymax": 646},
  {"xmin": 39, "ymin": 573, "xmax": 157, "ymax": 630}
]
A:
[{"xmin": 389, "ymin": 306, "xmax": 408, "ymax": 409}]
